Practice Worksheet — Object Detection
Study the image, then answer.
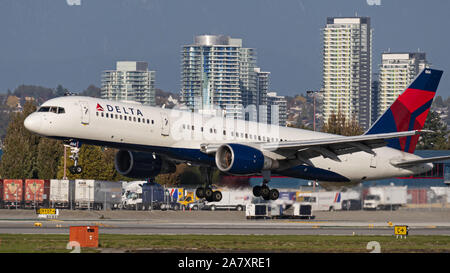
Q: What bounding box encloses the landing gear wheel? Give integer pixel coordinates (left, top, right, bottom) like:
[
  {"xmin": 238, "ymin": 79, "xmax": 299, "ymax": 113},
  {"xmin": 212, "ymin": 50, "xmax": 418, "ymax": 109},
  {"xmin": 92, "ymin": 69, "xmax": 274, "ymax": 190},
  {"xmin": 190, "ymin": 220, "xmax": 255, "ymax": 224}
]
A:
[
  {"xmin": 75, "ymin": 166, "xmax": 82, "ymax": 174},
  {"xmin": 260, "ymin": 185, "xmax": 270, "ymax": 199},
  {"xmin": 212, "ymin": 191, "xmax": 222, "ymax": 202},
  {"xmin": 204, "ymin": 187, "xmax": 213, "ymax": 199},
  {"xmin": 253, "ymin": 186, "xmax": 262, "ymax": 197},
  {"xmin": 269, "ymin": 189, "xmax": 279, "ymax": 201},
  {"xmin": 196, "ymin": 187, "xmax": 205, "ymax": 199}
]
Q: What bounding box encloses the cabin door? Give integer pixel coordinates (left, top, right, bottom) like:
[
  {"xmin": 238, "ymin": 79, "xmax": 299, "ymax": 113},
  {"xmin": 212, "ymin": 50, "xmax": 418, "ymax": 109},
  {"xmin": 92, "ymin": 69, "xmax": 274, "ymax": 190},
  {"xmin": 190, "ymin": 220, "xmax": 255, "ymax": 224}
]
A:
[
  {"xmin": 80, "ymin": 101, "xmax": 90, "ymax": 125},
  {"xmin": 161, "ymin": 112, "xmax": 169, "ymax": 136}
]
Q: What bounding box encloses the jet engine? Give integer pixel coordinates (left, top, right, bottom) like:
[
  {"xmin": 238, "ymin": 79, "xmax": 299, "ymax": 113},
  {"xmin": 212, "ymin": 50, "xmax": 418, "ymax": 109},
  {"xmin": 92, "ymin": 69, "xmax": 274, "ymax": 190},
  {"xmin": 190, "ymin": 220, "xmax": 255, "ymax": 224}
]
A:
[
  {"xmin": 114, "ymin": 150, "xmax": 176, "ymax": 178},
  {"xmin": 215, "ymin": 143, "xmax": 277, "ymax": 174}
]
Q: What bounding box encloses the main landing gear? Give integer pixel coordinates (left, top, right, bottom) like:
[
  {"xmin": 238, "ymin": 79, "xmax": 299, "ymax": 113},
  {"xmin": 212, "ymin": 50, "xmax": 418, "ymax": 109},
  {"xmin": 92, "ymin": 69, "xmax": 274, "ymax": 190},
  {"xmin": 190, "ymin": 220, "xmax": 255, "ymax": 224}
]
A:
[
  {"xmin": 196, "ymin": 167, "xmax": 222, "ymax": 202},
  {"xmin": 65, "ymin": 140, "xmax": 83, "ymax": 175},
  {"xmin": 252, "ymin": 170, "xmax": 279, "ymax": 201}
]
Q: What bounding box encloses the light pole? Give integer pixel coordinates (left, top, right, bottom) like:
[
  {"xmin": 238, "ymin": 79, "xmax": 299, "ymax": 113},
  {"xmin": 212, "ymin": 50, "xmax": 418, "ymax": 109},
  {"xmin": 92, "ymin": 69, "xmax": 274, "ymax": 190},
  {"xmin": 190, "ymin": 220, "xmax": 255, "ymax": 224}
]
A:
[{"xmin": 306, "ymin": 90, "xmax": 324, "ymax": 131}]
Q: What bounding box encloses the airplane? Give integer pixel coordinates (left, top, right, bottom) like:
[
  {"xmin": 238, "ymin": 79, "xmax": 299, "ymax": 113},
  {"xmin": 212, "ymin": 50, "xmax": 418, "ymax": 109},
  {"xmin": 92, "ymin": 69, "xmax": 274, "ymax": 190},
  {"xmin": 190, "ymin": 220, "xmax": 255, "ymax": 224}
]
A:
[{"xmin": 24, "ymin": 68, "xmax": 450, "ymax": 202}]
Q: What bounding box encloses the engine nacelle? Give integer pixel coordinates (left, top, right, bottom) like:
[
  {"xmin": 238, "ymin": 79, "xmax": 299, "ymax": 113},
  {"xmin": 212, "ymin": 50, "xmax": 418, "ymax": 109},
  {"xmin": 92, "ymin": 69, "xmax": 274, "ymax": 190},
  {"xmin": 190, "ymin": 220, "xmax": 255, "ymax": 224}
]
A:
[
  {"xmin": 114, "ymin": 150, "xmax": 176, "ymax": 178},
  {"xmin": 215, "ymin": 143, "xmax": 276, "ymax": 174}
]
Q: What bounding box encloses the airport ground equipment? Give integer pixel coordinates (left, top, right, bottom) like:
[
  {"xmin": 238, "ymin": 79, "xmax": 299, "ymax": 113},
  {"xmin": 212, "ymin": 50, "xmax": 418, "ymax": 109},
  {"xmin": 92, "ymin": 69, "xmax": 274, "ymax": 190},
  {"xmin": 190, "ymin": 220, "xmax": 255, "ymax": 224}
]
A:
[
  {"xmin": 296, "ymin": 191, "xmax": 342, "ymax": 211},
  {"xmin": 188, "ymin": 200, "xmax": 207, "ymax": 210},
  {"xmin": 177, "ymin": 191, "xmax": 199, "ymax": 209},
  {"xmin": 204, "ymin": 189, "xmax": 253, "ymax": 211},
  {"xmin": 246, "ymin": 204, "xmax": 270, "ymax": 219},
  {"xmin": 121, "ymin": 181, "xmax": 145, "ymax": 210},
  {"xmin": 74, "ymin": 180, "xmax": 122, "ymax": 210},
  {"xmin": 293, "ymin": 203, "xmax": 314, "ymax": 219},
  {"xmin": 142, "ymin": 182, "xmax": 165, "ymax": 210},
  {"xmin": 50, "ymin": 179, "xmax": 75, "ymax": 209},
  {"xmin": 363, "ymin": 186, "xmax": 407, "ymax": 210},
  {"xmin": 342, "ymin": 199, "xmax": 362, "ymax": 210},
  {"xmin": 69, "ymin": 226, "xmax": 99, "ymax": 247},
  {"xmin": 270, "ymin": 204, "xmax": 283, "ymax": 219}
]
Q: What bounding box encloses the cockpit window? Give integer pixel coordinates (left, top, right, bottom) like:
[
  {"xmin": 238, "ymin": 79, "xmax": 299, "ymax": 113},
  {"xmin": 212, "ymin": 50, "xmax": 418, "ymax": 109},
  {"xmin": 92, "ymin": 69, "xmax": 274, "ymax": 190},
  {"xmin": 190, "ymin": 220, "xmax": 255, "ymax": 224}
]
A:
[
  {"xmin": 38, "ymin": 106, "xmax": 50, "ymax": 112},
  {"xmin": 38, "ymin": 106, "xmax": 65, "ymax": 114}
]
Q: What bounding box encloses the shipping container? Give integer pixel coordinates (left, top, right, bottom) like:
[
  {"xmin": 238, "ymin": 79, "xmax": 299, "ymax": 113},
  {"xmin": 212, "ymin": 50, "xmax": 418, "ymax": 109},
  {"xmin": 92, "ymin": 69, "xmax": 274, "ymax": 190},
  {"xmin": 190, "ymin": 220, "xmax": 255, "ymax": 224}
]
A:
[
  {"xmin": 93, "ymin": 181, "xmax": 122, "ymax": 210},
  {"xmin": 74, "ymin": 179, "xmax": 95, "ymax": 209},
  {"xmin": 0, "ymin": 180, "xmax": 3, "ymax": 208},
  {"xmin": 24, "ymin": 179, "xmax": 50, "ymax": 208},
  {"xmin": 3, "ymin": 179, "xmax": 23, "ymax": 208},
  {"xmin": 50, "ymin": 179, "xmax": 75, "ymax": 208},
  {"xmin": 74, "ymin": 180, "xmax": 122, "ymax": 210},
  {"xmin": 407, "ymin": 189, "xmax": 428, "ymax": 204}
]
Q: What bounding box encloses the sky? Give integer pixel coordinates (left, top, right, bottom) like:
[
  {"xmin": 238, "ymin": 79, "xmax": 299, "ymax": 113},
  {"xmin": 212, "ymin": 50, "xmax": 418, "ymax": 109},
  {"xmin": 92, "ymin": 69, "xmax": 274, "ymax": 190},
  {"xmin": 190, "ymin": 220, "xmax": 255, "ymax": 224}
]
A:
[{"xmin": 0, "ymin": 0, "xmax": 449, "ymax": 98}]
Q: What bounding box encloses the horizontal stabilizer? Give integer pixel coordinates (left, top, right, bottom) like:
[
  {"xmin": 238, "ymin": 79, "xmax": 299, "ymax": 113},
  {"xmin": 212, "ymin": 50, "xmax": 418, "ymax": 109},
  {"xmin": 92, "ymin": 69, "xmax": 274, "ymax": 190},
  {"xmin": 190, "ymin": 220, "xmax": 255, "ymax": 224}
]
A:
[{"xmin": 391, "ymin": 155, "xmax": 450, "ymax": 167}]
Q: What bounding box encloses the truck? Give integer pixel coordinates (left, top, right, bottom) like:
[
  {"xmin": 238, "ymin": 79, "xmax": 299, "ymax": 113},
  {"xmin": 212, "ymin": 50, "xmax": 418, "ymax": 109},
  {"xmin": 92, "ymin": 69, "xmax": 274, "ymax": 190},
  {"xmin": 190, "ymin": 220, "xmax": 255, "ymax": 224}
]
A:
[
  {"xmin": 121, "ymin": 181, "xmax": 145, "ymax": 210},
  {"xmin": 74, "ymin": 180, "xmax": 122, "ymax": 210},
  {"xmin": 178, "ymin": 191, "xmax": 199, "ymax": 209},
  {"xmin": 49, "ymin": 179, "xmax": 75, "ymax": 208},
  {"xmin": 296, "ymin": 191, "xmax": 342, "ymax": 211},
  {"xmin": 204, "ymin": 189, "xmax": 253, "ymax": 211},
  {"xmin": 3, "ymin": 179, "xmax": 23, "ymax": 208},
  {"xmin": 24, "ymin": 179, "xmax": 50, "ymax": 208},
  {"xmin": 141, "ymin": 182, "xmax": 165, "ymax": 210},
  {"xmin": 363, "ymin": 186, "xmax": 407, "ymax": 210}
]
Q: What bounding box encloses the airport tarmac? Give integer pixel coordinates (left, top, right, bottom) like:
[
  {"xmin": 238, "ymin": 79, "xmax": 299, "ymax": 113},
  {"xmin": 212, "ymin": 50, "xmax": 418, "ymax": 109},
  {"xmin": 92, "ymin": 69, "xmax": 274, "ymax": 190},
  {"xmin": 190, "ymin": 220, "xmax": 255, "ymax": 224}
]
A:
[{"xmin": 0, "ymin": 209, "xmax": 449, "ymax": 236}]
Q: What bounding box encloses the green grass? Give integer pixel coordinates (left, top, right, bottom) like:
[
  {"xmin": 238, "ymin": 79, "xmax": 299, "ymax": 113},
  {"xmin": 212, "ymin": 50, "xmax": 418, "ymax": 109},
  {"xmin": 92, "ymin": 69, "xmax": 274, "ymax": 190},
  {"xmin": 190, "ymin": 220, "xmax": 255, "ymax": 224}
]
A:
[{"xmin": 0, "ymin": 234, "xmax": 449, "ymax": 253}]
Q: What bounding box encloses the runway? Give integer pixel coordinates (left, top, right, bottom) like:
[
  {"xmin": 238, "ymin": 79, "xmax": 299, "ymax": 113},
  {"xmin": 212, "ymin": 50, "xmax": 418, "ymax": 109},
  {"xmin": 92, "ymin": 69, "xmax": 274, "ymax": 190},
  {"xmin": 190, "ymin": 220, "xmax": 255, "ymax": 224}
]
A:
[{"xmin": 0, "ymin": 209, "xmax": 449, "ymax": 236}]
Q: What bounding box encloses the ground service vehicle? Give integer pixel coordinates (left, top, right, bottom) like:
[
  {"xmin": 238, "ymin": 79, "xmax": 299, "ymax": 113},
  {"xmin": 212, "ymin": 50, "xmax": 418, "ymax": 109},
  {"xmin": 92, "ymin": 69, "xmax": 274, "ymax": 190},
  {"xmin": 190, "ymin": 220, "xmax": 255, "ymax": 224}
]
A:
[
  {"xmin": 296, "ymin": 191, "xmax": 342, "ymax": 211},
  {"xmin": 142, "ymin": 182, "xmax": 165, "ymax": 209},
  {"xmin": 363, "ymin": 186, "xmax": 407, "ymax": 210},
  {"xmin": 178, "ymin": 191, "xmax": 199, "ymax": 209},
  {"xmin": 121, "ymin": 181, "xmax": 145, "ymax": 210},
  {"xmin": 204, "ymin": 189, "xmax": 252, "ymax": 211}
]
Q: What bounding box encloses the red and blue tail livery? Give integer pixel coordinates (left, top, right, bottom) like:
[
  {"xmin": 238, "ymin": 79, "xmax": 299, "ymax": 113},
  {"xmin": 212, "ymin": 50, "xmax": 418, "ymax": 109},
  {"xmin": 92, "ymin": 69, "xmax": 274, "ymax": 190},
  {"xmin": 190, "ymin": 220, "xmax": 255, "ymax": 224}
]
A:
[{"xmin": 366, "ymin": 68, "xmax": 443, "ymax": 153}]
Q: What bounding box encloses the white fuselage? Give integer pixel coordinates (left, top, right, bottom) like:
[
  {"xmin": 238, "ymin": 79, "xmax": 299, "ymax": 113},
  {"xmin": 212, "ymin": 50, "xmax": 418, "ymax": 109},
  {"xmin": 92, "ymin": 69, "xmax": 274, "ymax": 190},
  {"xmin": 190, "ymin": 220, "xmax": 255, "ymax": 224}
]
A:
[{"xmin": 24, "ymin": 96, "xmax": 432, "ymax": 188}]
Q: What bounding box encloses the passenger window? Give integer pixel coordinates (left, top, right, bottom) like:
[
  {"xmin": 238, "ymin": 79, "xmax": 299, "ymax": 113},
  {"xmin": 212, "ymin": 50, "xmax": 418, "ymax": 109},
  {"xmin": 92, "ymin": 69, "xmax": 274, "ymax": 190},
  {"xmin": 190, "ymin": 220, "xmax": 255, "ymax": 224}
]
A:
[
  {"xmin": 138, "ymin": 118, "xmax": 141, "ymax": 122},
  {"xmin": 124, "ymin": 116, "xmax": 127, "ymax": 121},
  {"xmin": 106, "ymin": 113, "xmax": 109, "ymax": 118},
  {"xmin": 133, "ymin": 117, "xmax": 136, "ymax": 122},
  {"xmin": 101, "ymin": 112, "xmax": 104, "ymax": 117}
]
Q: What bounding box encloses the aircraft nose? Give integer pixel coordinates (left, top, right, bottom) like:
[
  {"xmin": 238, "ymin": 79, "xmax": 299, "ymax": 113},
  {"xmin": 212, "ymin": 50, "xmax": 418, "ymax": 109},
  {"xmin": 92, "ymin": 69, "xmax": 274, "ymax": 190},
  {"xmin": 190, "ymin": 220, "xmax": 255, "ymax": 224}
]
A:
[{"xmin": 24, "ymin": 114, "xmax": 42, "ymax": 133}]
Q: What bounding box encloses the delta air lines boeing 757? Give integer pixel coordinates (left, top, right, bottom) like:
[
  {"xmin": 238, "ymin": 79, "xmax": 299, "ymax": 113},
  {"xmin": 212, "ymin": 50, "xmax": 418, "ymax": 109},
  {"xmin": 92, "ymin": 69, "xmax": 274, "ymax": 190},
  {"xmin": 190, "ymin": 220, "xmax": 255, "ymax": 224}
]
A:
[{"xmin": 24, "ymin": 68, "xmax": 450, "ymax": 201}]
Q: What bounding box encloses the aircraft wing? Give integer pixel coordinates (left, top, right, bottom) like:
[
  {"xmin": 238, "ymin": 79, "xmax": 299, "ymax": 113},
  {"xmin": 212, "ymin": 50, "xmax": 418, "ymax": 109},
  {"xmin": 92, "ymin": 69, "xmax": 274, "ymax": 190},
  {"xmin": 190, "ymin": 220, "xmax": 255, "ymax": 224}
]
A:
[
  {"xmin": 200, "ymin": 130, "xmax": 430, "ymax": 164},
  {"xmin": 390, "ymin": 155, "xmax": 450, "ymax": 167}
]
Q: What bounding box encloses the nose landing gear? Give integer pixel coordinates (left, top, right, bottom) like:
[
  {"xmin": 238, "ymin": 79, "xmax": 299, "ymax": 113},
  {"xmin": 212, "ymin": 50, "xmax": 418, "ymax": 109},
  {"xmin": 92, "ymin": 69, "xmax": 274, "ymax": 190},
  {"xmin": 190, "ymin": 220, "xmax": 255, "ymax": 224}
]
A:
[{"xmin": 65, "ymin": 140, "xmax": 83, "ymax": 174}]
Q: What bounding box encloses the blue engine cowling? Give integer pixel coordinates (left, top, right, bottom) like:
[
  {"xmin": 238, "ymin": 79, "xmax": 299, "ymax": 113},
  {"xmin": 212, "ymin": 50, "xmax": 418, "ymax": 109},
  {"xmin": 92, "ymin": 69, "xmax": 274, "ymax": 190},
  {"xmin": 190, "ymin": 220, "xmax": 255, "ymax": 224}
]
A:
[
  {"xmin": 114, "ymin": 150, "xmax": 176, "ymax": 178},
  {"xmin": 215, "ymin": 143, "xmax": 272, "ymax": 174}
]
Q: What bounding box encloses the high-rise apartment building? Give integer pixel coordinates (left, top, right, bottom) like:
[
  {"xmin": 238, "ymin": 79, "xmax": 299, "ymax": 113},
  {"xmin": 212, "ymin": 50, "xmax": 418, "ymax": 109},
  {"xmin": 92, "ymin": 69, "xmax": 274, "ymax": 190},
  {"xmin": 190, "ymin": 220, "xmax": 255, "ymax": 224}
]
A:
[
  {"xmin": 322, "ymin": 17, "xmax": 373, "ymax": 130},
  {"xmin": 376, "ymin": 52, "xmax": 429, "ymax": 118},
  {"xmin": 181, "ymin": 35, "xmax": 244, "ymax": 119},
  {"xmin": 266, "ymin": 92, "xmax": 287, "ymax": 126},
  {"xmin": 101, "ymin": 61, "xmax": 155, "ymax": 106}
]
